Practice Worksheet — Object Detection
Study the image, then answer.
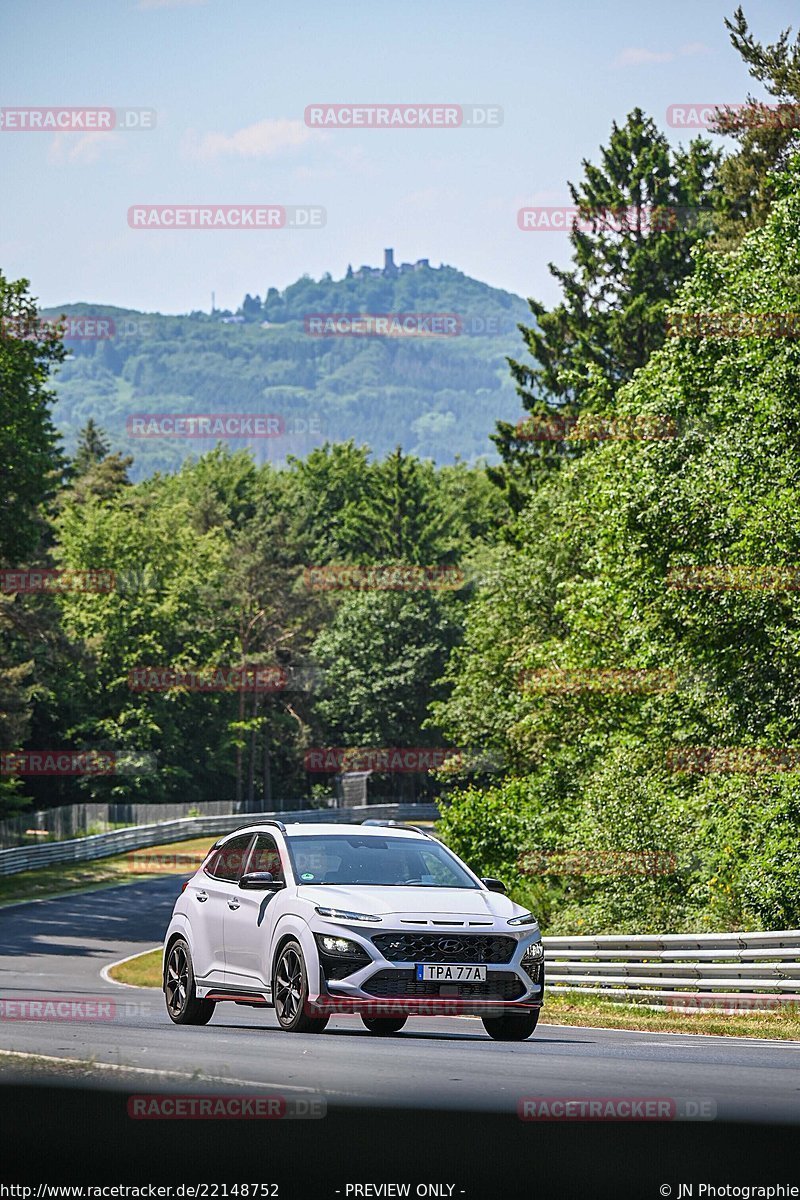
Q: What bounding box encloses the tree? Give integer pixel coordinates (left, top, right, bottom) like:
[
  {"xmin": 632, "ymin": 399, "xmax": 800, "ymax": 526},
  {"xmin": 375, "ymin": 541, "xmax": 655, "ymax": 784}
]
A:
[
  {"xmin": 0, "ymin": 273, "xmax": 64, "ymax": 562},
  {"xmin": 0, "ymin": 274, "xmax": 65, "ymax": 815},
  {"xmin": 68, "ymin": 419, "xmax": 132, "ymax": 504},
  {"xmin": 311, "ymin": 591, "xmax": 461, "ymax": 800},
  {"xmin": 712, "ymin": 6, "xmax": 800, "ymax": 249},
  {"xmin": 490, "ymin": 110, "xmax": 719, "ymax": 505},
  {"xmin": 435, "ymin": 158, "xmax": 800, "ymax": 931},
  {"xmin": 342, "ymin": 447, "xmax": 459, "ymax": 564},
  {"xmin": 72, "ymin": 420, "xmax": 110, "ymax": 476}
]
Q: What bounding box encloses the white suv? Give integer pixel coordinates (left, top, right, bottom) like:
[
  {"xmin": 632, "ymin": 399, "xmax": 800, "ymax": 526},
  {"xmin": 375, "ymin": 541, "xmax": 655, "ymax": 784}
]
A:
[{"xmin": 162, "ymin": 820, "xmax": 545, "ymax": 1040}]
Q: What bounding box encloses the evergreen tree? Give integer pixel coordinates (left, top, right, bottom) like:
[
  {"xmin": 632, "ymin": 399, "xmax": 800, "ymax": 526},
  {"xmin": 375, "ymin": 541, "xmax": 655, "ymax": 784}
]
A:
[
  {"xmin": 73, "ymin": 420, "xmax": 110, "ymax": 477},
  {"xmin": 490, "ymin": 110, "xmax": 719, "ymax": 506},
  {"xmin": 712, "ymin": 6, "xmax": 800, "ymax": 249}
]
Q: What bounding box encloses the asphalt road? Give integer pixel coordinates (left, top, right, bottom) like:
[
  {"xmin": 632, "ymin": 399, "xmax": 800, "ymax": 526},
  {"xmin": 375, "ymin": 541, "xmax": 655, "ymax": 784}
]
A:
[{"xmin": 0, "ymin": 876, "xmax": 799, "ymax": 1123}]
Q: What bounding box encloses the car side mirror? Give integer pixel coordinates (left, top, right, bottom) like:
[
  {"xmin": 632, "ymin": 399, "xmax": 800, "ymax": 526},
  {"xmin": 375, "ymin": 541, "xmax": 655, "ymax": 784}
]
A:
[
  {"xmin": 239, "ymin": 871, "xmax": 284, "ymax": 890},
  {"xmin": 481, "ymin": 877, "xmax": 507, "ymax": 894}
]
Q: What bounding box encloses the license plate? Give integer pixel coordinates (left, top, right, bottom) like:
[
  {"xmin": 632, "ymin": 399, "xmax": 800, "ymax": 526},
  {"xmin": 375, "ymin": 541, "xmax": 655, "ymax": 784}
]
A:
[{"xmin": 415, "ymin": 964, "xmax": 487, "ymax": 982}]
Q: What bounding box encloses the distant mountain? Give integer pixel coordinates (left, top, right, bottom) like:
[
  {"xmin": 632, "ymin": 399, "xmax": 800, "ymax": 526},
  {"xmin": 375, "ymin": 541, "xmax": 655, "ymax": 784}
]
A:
[{"xmin": 42, "ymin": 255, "xmax": 530, "ymax": 477}]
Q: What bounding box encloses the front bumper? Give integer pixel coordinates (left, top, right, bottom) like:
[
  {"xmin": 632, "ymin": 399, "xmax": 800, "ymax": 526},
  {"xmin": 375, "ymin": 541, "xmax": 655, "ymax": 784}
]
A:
[{"xmin": 310, "ymin": 922, "xmax": 545, "ymax": 1017}]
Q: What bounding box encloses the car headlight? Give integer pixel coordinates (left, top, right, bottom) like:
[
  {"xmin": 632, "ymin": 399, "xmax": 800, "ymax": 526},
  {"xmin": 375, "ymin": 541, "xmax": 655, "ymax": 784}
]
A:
[
  {"xmin": 521, "ymin": 940, "xmax": 545, "ymax": 962},
  {"xmin": 315, "ymin": 905, "xmax": 382, "ymax": 923},
  {"xmin": 315, "ymin": 934, "xmax": 367, "ymax": 957},
  {"xmin": 507, "ymin": 912, "xmax": 539, "ymax": 927}
]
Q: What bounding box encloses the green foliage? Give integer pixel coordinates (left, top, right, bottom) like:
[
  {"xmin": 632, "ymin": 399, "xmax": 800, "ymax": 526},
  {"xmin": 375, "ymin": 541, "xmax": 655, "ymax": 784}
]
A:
[
  {"xmin": 42, "ymin": 263, "xmax": 529, "ymax": 477},
  {"xmin": 0, "ymin": 273, "xmax": 65, "ymax": 815},
  {"xmin": 491, "ymin": 109, "xmax": 719, "ymax": 504},
  {"xmin": 435, "ymin": 158, "xmax": 800, "ymax": 931},
  {"xmin": 712, "ymin": 6, "xmax": 800, "ymax": 249},
  {"xmin": 0, "ymin": 273, "xmax": 64, "ymax": 561}
]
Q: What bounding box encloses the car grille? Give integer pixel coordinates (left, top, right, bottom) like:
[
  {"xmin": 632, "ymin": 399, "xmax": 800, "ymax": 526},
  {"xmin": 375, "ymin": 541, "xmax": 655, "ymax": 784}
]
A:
[
  {"xmin": 363, "ymin": 969, "xmax": 525, "ymax": 1001},
  {"xmin": 372, "ymin": 933, "xmax": 517, "ymax": 964}
]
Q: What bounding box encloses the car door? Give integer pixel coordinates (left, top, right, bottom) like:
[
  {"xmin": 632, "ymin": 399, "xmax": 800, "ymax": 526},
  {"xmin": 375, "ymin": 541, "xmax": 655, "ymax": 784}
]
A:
[
  {"xmin": 223, "ymin": 832, "xmax": 287, "ymax": 989},
  {"xmin": 188, "ymin": 833, "xmax": 255, "ymax": 985}
]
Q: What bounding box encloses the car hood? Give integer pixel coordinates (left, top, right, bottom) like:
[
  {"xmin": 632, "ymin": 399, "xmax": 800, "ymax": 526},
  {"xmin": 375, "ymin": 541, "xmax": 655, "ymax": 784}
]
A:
[{"xmin": 300, "ymin": 884, "xmax": 524, "ymax": 922}]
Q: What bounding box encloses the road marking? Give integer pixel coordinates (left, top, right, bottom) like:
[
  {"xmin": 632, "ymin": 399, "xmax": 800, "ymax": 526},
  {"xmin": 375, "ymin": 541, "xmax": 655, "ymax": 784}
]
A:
[
  {"xmin": 0, "ymin": 1047, "xmax": 337, "ymax": 1093},
  {"xmin": 540, "ymin": 1021, "xmax": 800, "ymax": 1047}
]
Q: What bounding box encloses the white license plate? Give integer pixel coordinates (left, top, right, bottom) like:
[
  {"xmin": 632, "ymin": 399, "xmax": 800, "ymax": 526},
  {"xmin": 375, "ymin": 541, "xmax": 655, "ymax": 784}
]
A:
[{"xmin": 415, "ymin": 964, "xmax": 487, "ymax": 982}]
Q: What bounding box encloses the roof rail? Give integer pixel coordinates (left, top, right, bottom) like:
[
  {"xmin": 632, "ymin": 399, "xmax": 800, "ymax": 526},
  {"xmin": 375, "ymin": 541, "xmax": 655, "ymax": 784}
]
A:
[
  {"xmin": 258, "ymin": 819, "xmax": 287, "ymax": 833},
  {"xmin": 360, "ymin": 819, "xmax": 430, "ymax": 837},
  {"xmin": 212, "ymin": 817, "xmax": 286, "ymax": 847}
]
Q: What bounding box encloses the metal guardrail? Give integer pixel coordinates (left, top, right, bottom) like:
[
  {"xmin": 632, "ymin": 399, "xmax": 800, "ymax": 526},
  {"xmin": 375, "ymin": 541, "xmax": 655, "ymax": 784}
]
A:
[
  {"xmin": 0, "ymin": 804, "xmax": 439, "ymax": 877},
  {"xmin": 542, "ymin": 930, "xmax": 800, "ymax": 1009}
]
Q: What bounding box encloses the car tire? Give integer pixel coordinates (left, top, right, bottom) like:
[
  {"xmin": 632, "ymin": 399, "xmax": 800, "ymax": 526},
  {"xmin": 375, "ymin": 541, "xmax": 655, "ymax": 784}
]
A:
[
  {"xmin": 481, "ymin": 1008, "xmax": 539, "ymax": 1041},
  {"xmin": 273, "ymin": 940, "xmax": 329, "ymax": 1034},
  {"xmin": 164, "ymin": 937, "xmax": 216, "ymax": 1026},
  {"xmin": 361, "ymin": 1015, "xmax": 408, "ymax": 1035}
]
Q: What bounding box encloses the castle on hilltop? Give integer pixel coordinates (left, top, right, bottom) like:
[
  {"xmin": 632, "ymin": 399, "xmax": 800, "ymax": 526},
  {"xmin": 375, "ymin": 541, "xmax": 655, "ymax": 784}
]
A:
[{"xmin": 347, "ymin": 249, "xmax": 432, "ymax": 280}]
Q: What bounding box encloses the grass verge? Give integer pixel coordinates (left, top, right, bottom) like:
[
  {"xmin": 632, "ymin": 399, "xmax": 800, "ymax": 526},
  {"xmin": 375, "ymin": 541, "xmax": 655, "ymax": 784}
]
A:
[
  {"xmin": 109, "ymin": 947, "xmax": 163, "ymax": 987},
  {"xmin": 0, "ymin": 836, "xmax": 215, "ymax": 906},
  {"xmin": 543, "ymin": 989, "xmax": 800, "ymax": 1039}
]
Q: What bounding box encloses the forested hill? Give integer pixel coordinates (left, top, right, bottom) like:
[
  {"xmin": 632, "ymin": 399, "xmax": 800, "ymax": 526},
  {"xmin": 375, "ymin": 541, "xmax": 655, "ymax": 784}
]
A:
[{"xmin": 42, "ymin": 260, "xmax": 530, "ymax": 479}]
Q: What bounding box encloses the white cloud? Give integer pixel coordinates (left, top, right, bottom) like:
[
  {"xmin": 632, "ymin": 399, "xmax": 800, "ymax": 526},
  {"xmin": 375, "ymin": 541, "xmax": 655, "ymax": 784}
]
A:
[
  {"xmin": 137, "ymin": 0, "xmax": 207, "ymax": 9},
  {"xmin": 47, "ymin": 131, "xmax": 120, "ymax": 166},
  {"xmin": 614, "ymin": 47, "xmax": 674, "ymax": 67},
  {"xmin": 614, "ymin": 42, "xmax": 713, "ymax": 68},
  {"xmin": 187, "ymin": 117, "xmax": 317, "ymax": 162}
]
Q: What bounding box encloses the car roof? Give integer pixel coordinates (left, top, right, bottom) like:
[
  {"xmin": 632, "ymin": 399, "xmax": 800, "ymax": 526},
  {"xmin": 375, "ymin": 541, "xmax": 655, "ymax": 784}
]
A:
[{"xmin": 222, "ymin": 821, "xmax": 429, "ymax": 840}]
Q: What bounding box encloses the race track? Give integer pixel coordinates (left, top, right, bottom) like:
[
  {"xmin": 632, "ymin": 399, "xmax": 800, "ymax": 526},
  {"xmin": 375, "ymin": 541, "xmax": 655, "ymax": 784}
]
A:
[{"xmin": 0, "ymin": 876, "xmax": 798, "ymax": 1123}]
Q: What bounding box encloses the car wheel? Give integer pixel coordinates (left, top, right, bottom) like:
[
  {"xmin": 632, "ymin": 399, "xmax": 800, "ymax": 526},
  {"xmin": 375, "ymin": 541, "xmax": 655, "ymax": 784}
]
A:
[
  {"xmin": 273, "ymin": 940, "xmax": 329, "ymax": 1033},
  {"xmin": 481, "ymin": 1009, "xmax": 539, "ymax": 1041},
  {"xmin": 361, "ymin": 1015, "xmax": 407, "ymax": 1035},
  {"xmin": 164, "ymin": 938, "xmax": 216, "ymax": 1026}
]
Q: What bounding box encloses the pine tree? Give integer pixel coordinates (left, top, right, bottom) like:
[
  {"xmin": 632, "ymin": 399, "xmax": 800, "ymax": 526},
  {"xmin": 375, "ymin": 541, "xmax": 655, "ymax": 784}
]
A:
[
  {"xmin": 490, "ymin": 109, "xmax": 718, "ymax": 506},
  {"xmin": 73, "ymin": 419, "xmax": 110, "ymax": 477},
  {"xmin": 711, "ymin": 7, "xmax": 800, "ymax": 249}
]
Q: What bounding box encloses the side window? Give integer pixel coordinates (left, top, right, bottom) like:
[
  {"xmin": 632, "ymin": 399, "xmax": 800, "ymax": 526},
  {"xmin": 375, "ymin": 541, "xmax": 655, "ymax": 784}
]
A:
[
  {"xmin": 206, "ymin": 834, "xmax": 254, "ymax": 882},
  {"xmin": 247, "ymin": 834, "xmax": 285, "ymax": 882}
]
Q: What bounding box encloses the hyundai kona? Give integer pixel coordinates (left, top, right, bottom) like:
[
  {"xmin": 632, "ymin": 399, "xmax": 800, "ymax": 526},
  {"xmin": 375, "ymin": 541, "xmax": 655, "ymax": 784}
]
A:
[{"xmin": 162, "ymin": 820, "xmax": 544, "ymax": 1040}]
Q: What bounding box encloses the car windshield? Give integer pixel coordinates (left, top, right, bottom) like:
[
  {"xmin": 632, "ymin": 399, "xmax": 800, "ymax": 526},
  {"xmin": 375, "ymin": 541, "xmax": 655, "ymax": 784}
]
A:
[{"xmin": 285, "ymin": 834, "xmax": 480, "ymax": 889}]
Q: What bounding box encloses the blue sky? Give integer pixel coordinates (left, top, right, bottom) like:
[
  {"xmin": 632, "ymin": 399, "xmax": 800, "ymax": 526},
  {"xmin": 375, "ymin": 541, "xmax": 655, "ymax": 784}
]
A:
[{"xmin": 0, "ymin": 0, "xmax": 797, "ymax": 313}]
